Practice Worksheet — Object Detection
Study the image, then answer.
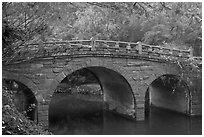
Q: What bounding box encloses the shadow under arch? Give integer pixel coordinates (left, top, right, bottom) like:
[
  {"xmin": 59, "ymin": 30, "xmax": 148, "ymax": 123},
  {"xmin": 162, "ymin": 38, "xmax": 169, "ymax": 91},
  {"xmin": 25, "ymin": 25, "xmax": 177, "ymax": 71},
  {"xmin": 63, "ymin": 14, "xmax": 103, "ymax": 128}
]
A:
[
  {"xmin": 3, "ymin": 79, "xmax": 38, "ymax": 121},
  {"xmin": 145, "ymin": 74, "xmax": 191, "ymax": 117},
  {"xmin": 86, "ymin": 66, "xmax": 136, "ymax": 118},
  {"xmin": 49, "ymin": 66, "xmax": 136, "ymax": 121}
]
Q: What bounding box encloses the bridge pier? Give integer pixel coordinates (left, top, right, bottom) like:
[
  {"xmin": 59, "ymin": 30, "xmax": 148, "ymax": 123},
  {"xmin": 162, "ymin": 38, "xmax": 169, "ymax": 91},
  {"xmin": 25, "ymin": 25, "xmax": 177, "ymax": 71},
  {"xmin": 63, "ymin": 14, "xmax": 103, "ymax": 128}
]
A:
[
  {"xmin": 135, "ymin": 96, "xmax": 145, "ymax": 121},
  {"xmin": 136, "ymin": 108, "xmax": 145, "ymax": 121},
  {"xmin": 37, "ymin": 102, "xmax": 49, "ymax": 128}
]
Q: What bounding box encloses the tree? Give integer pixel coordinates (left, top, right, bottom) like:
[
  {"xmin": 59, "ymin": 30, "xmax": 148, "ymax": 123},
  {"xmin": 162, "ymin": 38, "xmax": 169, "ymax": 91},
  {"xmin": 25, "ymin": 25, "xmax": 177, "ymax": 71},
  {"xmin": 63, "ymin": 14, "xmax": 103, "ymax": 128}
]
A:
[
  {"xmin": 2, "ymin": 2, "xmax": 50, "ymax": 60},
  {"xmin": 2, "ymin": 2, "xmax": 202, "ymax": 62},
  {"xmin": 141, "ymin": 2, "xmax": 202, "ymax": 50}
]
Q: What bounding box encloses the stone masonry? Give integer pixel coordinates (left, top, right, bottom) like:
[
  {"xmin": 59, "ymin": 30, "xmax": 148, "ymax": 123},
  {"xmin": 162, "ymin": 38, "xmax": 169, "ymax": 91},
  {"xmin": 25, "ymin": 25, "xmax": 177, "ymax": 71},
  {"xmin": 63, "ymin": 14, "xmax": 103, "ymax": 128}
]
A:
[{"xmin": 2, "ymin": 40, "xmax": 202, "ymax": 127}]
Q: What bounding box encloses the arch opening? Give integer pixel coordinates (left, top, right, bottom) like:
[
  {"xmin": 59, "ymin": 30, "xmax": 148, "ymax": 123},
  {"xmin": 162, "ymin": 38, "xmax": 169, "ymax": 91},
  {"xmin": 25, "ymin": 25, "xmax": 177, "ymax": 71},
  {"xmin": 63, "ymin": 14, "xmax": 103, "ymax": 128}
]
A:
[
  {"xmin": 86, "ymin": 67, "xmax": 136, "ymax": 117},
  {"xmin": 3, "ymin": 79, "xmax": 38, "ymax": 121},
  {"xmin": 49, "ymin": 66, "xmax": 136, "ymax": 130},
  {"xmin": 145, "ymin": 74, "xmax": 191, "ymax": 117}
]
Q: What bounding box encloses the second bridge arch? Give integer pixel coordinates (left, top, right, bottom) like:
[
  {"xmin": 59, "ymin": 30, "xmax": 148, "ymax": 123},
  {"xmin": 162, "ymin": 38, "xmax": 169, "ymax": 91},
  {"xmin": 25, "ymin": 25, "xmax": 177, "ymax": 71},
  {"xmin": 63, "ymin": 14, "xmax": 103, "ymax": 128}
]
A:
[{"xmin": 50, "ymin": 66, "xmax": 136, "ymax": 121}]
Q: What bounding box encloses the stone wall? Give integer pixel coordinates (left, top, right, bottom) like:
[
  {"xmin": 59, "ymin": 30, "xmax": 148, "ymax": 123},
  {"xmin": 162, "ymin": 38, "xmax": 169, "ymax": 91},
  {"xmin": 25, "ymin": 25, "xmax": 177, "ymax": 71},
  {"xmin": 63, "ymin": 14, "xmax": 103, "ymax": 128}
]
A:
[{"xmin": 2, "ymin": 55, "xmax": 202, "ymax": 127}]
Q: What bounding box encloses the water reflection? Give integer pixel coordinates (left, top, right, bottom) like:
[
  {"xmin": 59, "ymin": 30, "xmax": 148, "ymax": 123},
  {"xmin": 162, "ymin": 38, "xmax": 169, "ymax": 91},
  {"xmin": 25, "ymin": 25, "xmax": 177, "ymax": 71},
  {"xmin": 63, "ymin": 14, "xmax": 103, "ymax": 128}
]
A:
[{"xmin": 49, "ymin": 93, "xmax": 202, "ymax": 135}]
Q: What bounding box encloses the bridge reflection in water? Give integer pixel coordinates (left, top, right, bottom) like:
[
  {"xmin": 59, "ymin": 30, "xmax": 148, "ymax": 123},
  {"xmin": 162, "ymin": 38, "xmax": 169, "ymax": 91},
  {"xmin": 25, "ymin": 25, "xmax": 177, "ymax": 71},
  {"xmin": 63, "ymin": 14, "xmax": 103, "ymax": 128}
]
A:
[{"xmin": 48, "ymin": 92, "xmax": 201, "ymax": 135}]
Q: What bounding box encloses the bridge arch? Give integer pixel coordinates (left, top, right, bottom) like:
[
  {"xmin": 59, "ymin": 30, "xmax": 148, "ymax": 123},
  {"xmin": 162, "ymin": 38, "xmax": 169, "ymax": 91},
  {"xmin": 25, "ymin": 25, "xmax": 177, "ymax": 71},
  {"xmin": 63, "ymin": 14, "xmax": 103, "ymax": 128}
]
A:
[
  {"xmin": 145, "ymin": 74, "xmax": 191, "ymax": 116},
  {"xmin": 2, "ymin": 71, "xmax": 40, "ymax": 100},
  {"xmin": 49, "ymin": 60, "xmax": 137, "ymax": 118},
  {"xmin": 2, "ymin": 77, "xmax": 38, "ymax": 121}
]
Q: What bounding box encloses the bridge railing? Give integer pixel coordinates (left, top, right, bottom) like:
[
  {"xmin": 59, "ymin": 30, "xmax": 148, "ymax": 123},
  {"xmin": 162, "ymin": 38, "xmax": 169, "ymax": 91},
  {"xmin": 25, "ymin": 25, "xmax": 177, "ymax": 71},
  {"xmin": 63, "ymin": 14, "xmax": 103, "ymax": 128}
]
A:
[
  {"xmin": 6, "ymin": 39, "xmax": 198, "ymax": 63},
  {"xmin": 94, "ymin": 40, "xmax": 192, "ymax": 58}
]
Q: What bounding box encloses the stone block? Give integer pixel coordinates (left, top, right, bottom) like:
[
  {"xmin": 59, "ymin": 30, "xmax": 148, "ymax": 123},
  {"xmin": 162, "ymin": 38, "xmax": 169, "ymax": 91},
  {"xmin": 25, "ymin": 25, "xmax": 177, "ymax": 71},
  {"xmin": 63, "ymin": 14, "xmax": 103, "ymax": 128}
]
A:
[
  {"xmin": 38, "ymin": 114, "xmax": 48, "ymax": 120},
  {"xmin": 136, "ymin": 103, "xmax": 145, "ymax": 108},
  {"xmin": 65, "ymin": 58, "xmax": 72, "ymax": 62},
  {"xmin": 40, "ymin": 79, "xmax": 53, "ymax": 89},
  {"xmin": 26, "ymin": 80, "xmax": 38, "ymax": 90},
  {"xmin": 43, "ymin": 60, "xmax": 53, "ymax": 65},
  {"xmin": 126, "ymin": 61, "xmax": 149, "ymax": 67},
  {"xmin": 38, "ymin": 115, "xmax": 49, "ymax": 124},
  {"xmin": 135, "ymin": 95, "xmax": 145, "ymax": 101},
  {"xmin": 50, "ymin": 79, "xmax": 59, "ymax": 91},
  {"xmin": 41, "ymin": 68, "xmax": 53, "ymax": 74},
  {"xmin": 89, "ymin": 58, "xmax": 101, "ymax": 66},
  {"xmin": 113, "ymin": 60, "xmax": 126, "ymax": 66},
  {"xmin": 34, "ymin": 73, "xmax": 46, "ymax": 78},
  {"xmin": 55, "ymin": 72, "xmax": 66, "ymax": 82},
  {"xmin": 122, "ymin": 67, "xmax": 135, "ymax": 71},
  {"xmin": 32, "ymin": 79, "xmax": 40, "ymax": 84},
  {"xmin": 38, "ymin": 110, "xmax": 49, "ymax": 115},
  {"xmin": 62, "ymin": 68, "xmax": 72, "ymax": 76},
  {"xmin": 132, "ymin": 76, "xmax": 150, "ymax": 82},
  {"xmin": 143, "ymin": 76, "xmax": 150, "ymax": 80},
  {"xmin": 132, "ymin": 77, "xmax": 142, "ymax": 81},
  {"xmin": 19, "ymin": 63, "xmax": 31, "ymax": 69},
  {"xmin": 38, "ymin": 110, "xmax": 48, "ymax": 116},
  {"xmin": 52, "ymin": 67, "xmax": 63, "ymax": 73},
  {"xmin": 37, "ymin": 83, "xmax": 47, "ymax": 90},
  {"xmin": 43, "ymin": 63, "xmax": 53, "ymax": 68},
  {"xmin": 31, "ymin": 64, "xmax": 43, "ymax": 69},
  {"xmin": 140, "ymin": 65, "xmax": 153, "ymax": 71},
  {"xmin": 35, "ymin": 94, "xmax": 44, "ymax": 102},
  {"xmin": 46, "ymin": 73, "xmax": 57, "ymax": 79},
  {"xmin": 136, "ymin": 99, "xmax": 145, "ymax": 104},
  {"xmin": 38, "ymin": 104, "xmax": 49, "ymax": 110},
  {"xmin": 136, "ymin": 113, "xmax": 145, "ymax": 121},
  {"xmin": 132, "ymin": 67, "xmax": 141, "ymax": 71}
]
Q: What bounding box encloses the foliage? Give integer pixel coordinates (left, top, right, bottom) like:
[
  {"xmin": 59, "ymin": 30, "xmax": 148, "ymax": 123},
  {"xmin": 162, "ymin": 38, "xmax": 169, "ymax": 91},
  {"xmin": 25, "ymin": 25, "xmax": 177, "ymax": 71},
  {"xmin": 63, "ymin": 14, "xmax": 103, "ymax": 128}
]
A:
[
  {"xmin": 3, "ymin": 2, "xmax": 48, "ymax": 59},
  {"xmin": 2, "ymin": 85, "xmax": 52, "ymax": 135},
  {"xmin": 2, "ymin": 2, "xmax": 202, "ymax": 63},
  {"xmin": 55, "ymin": 68, "xmax": 99, "ymax": 93},
  {"xmin": 141, "ymin": 3, "xmax": 202, "ymax": 47}
]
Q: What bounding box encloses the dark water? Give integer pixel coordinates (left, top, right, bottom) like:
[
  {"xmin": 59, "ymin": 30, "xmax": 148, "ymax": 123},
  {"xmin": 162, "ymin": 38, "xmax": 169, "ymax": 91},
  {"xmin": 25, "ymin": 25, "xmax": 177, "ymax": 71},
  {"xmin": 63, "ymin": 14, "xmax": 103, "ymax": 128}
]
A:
[{"xmin": 49, "ymin": 93, "xmax": 202, "ymax": 135}]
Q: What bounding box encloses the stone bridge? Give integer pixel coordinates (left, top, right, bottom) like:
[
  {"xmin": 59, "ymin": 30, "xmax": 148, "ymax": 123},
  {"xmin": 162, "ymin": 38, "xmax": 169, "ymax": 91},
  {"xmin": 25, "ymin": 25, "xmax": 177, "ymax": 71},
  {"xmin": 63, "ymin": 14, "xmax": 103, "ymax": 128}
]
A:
[{"xmin": 2, "ymin": 40, "xmax": 202, "ymax": 127}]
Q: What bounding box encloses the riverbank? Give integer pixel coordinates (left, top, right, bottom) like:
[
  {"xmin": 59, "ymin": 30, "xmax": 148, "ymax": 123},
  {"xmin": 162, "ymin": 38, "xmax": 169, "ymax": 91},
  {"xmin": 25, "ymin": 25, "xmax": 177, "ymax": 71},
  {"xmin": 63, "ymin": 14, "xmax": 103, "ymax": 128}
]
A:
[{"xmin": 2, "ymin": 86, "xmax": 52, "ymax": 135}]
